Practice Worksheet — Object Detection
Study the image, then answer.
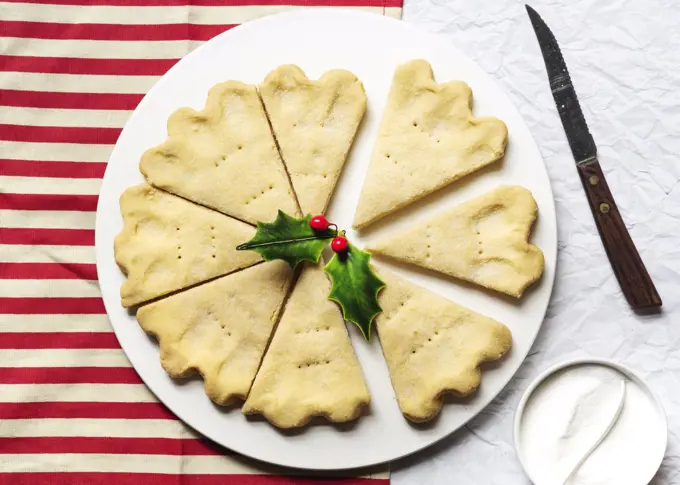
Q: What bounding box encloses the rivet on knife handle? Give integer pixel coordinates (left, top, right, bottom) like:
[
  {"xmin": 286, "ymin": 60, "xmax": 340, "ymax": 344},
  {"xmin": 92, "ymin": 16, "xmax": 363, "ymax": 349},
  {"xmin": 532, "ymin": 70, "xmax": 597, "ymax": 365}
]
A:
[
  {"xmin": 577, "ymin": 159, "xmax": 662, "ymax": 309},
  {"xmin": 526, "ymin": 4, "xmax": 662, "ymax": 309}
]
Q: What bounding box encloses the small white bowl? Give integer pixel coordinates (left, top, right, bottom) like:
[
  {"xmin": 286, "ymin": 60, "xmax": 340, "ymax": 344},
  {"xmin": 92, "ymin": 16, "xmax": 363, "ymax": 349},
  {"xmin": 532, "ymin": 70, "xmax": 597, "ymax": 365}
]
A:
[{"xmin": 513, "ymin": 357, "xmax": 667, "ymax": 485}]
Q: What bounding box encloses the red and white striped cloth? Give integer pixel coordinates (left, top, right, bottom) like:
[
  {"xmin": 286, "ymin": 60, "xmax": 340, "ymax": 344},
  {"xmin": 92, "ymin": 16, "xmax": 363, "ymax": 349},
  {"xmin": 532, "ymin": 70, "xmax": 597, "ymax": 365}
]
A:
[{"xmin": 0, "ymin": 1, "xmax": 401, "ymax": 482}]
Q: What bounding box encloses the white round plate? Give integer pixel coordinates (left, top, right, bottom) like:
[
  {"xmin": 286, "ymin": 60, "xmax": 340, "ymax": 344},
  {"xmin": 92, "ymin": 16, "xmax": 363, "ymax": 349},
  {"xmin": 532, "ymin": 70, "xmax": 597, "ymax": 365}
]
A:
[{"xmin": 95, "ymin": 8, "xmax": 557, "ymax": 471}]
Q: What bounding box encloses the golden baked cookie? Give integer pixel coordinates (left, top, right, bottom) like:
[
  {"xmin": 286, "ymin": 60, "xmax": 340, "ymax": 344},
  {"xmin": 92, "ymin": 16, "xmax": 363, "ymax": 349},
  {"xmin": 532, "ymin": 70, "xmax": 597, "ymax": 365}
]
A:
[
  {"xmin": 369, "ymin": 185, "xmax": 544, "ymax": 298},
  {"xmin": 353, "ymin": 59, "xmax": 507, "ymax": 229},
  {"xmin": 140, "ymin": 81, "xmax": 299, "ymax": 224},
  {"xmin": 374, "ymin": 267, "xmax": 512, "ymax": 422},
  {"xmin": 136, "ymin": 261, "xmax": 294, "ymax": 406},
  {"xmin": 115, "ymin": 183, "xmax": 260, "ymax": 307},
  {"xmin": 260, "ymin": 65, "xmax": 366, "ymax": 215},
  {"xmin": 243, "ymin": 262, "xmax": 370, "ymax": 428}
]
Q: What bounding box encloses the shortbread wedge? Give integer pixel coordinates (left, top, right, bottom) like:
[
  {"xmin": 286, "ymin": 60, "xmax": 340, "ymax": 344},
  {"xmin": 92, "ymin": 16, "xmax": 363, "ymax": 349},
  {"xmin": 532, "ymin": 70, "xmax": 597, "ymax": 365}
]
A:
[
  {"xmin": 368, "ymin": 185, "xmax": 544, "ymax": 298},
  {"xmin": 136, "ymin": 261, "xmax": 294, "ymax": 406},
  {"xmin": 140, "ymin": 81, "xmax": 299, "ymax": 225},
  {"xmin": 260, "ymin": 65, "xmax": 366, "ymax": 215},
  {"xmin": 243, "ymin": 262, "xmax": 370, "ymax": 428},
  {"xmin": 114, "ymin": 183, "xmax": 261, "ymax": 307},
  {"xmin": 353, "ymin": 59, "xmax": 508, "ymax": 229},
  {"xmin": 374, "ymin": 267, "xmax": 512, "ymax": 422}
]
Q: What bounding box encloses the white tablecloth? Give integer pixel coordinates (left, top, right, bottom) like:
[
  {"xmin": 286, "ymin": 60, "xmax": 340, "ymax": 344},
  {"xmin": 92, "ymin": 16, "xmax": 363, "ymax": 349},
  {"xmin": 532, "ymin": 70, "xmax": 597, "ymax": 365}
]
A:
[{"xmin": 394, "ymin": 0, "xmax": 679, "ymax": 483}]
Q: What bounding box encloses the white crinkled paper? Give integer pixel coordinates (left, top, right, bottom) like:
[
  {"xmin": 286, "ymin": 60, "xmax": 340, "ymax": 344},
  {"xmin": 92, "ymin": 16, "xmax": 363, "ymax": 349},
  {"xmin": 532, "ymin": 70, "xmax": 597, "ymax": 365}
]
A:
[{"xmin": 393, "ymin": 0, "xmax": 680, "ymax": 483}]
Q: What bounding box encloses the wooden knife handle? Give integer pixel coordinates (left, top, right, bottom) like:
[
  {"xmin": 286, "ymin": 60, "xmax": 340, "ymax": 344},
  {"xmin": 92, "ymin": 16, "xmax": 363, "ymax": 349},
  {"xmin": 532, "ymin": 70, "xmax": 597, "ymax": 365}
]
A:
[{"xmin": 576, "ymin": 159, "xmax": 662, "ymax": 310}]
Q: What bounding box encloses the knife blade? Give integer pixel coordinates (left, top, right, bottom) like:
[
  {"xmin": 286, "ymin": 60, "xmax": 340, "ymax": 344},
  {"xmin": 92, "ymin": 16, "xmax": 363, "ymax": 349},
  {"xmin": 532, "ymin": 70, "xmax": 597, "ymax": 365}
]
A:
[{"xmin": 526, "ymin": 4, "xmax": 662, "ymax": 310}]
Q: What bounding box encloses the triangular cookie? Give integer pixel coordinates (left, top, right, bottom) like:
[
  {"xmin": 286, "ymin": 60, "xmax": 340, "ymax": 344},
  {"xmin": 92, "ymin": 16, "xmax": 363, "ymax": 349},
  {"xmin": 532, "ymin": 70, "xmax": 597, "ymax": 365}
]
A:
[
  {"xmin": 136, "ymin": 261, "xmax": 294, "ymax": 406},
  {"xmin": 353, "ymin": 59, "xmax": 508, "ymax": 229},
  {"xmin": 114, "ymin": 183, "xmax": 261, "ymax": 307},
  {"xmin": 374, "ymin": 267, "xmax": 512, "ymax": 422},
  {"xmin": 260, "ymin": 65, "xmax": 366, "ymax": 215},
  {"xmin": 368, "ymin": 185, "xmax": 544, "ymax": 298},
  {"xmin": 243, "ymin": 262, "xmax": 370, "ymax": 428},
  {"xmin": 140, "ymin": 81, "xmax": 299, "ymax": 225}
]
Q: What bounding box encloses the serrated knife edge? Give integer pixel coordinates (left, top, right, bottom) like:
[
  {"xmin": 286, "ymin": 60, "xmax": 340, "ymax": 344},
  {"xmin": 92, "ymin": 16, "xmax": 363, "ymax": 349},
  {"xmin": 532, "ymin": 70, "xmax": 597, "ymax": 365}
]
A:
[{"xmin": 525, "ymin": 4, "xmax": 662, "ymax": 310}]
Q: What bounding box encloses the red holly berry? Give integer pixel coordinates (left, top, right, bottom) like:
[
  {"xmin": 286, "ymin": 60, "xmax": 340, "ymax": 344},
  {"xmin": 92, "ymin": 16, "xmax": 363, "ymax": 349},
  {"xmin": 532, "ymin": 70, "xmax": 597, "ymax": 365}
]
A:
[
  {"xmin": 309, "ymin": 215, "xmax": 329, "ymax": 231},
  {"xmin": 331, "ymin": 236, "xmax": 349, "ymax": 253}
]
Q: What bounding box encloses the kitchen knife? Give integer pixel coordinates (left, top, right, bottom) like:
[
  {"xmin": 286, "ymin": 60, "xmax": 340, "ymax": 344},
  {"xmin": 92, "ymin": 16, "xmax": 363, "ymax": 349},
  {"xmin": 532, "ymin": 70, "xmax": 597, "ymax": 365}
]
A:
[{"xmin": 526, "ymin": 5, "xmax": 662, "ymax": 310}]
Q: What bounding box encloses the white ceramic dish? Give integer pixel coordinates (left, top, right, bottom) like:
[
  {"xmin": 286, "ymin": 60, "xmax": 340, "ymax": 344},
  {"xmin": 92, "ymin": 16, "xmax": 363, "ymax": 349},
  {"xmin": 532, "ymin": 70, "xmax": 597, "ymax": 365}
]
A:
[
  {"xmin": 95, "ymin": 8, "xmax": 557, "ymax": 470},
  {"xmin": 513, "ymin": 357, "xmax": 667, "ymax": 484}
]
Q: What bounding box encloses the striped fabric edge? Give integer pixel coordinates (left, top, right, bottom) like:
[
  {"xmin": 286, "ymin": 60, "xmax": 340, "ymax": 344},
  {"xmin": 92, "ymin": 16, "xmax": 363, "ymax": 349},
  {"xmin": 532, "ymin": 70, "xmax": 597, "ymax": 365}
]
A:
[
  {"xmin": 0, "ymin": 0, "xmax": 401, "ymax": 481},
  {"xmin": 0, "ymin": 473, "xmax": 388, "ymax": 485}
]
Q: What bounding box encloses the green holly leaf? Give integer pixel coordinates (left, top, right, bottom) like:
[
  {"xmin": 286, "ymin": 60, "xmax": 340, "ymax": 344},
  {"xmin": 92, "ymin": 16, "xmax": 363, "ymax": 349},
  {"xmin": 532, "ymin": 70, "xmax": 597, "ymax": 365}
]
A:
[
  {"xmin": 236, "ymin": 210, "xmax": 335, "ymax": 268},
  {"xmin": 325, "ymin": 243, "xmax": 386, "ymax": 341}
]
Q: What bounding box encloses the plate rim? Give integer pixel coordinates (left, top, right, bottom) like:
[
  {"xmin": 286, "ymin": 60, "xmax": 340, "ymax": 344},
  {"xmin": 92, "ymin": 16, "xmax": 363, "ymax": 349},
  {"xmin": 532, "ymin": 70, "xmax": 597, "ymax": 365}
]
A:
[{"xmin": 95, "ymin": 7, "xmax": 558, "ymax": 471}]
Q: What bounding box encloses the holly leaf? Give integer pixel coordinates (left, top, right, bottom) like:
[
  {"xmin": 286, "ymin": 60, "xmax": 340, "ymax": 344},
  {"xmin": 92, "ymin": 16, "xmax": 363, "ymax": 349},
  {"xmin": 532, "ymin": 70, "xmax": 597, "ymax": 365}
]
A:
[
  {"xmin": 236, "ymin": 210, "xmax": 335, "ymax": 268},
  {"xmin": 324, "ymin": 243, "xmax": 386, "ymax": 341}
]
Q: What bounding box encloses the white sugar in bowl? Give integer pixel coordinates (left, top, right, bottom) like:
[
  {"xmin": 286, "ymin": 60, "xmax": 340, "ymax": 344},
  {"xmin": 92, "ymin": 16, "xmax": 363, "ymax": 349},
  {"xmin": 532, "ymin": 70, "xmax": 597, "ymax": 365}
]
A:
[{"xmin": 513, "ymin": 358, "xmax": 667, "ymax": 485}]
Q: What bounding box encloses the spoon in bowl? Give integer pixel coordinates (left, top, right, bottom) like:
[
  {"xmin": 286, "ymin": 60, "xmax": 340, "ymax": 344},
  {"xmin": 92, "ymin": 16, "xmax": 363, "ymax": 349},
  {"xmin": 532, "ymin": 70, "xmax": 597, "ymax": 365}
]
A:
[{"xmin": 559, "ymin": 379, "xmax": 627, "ymax": 485}]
